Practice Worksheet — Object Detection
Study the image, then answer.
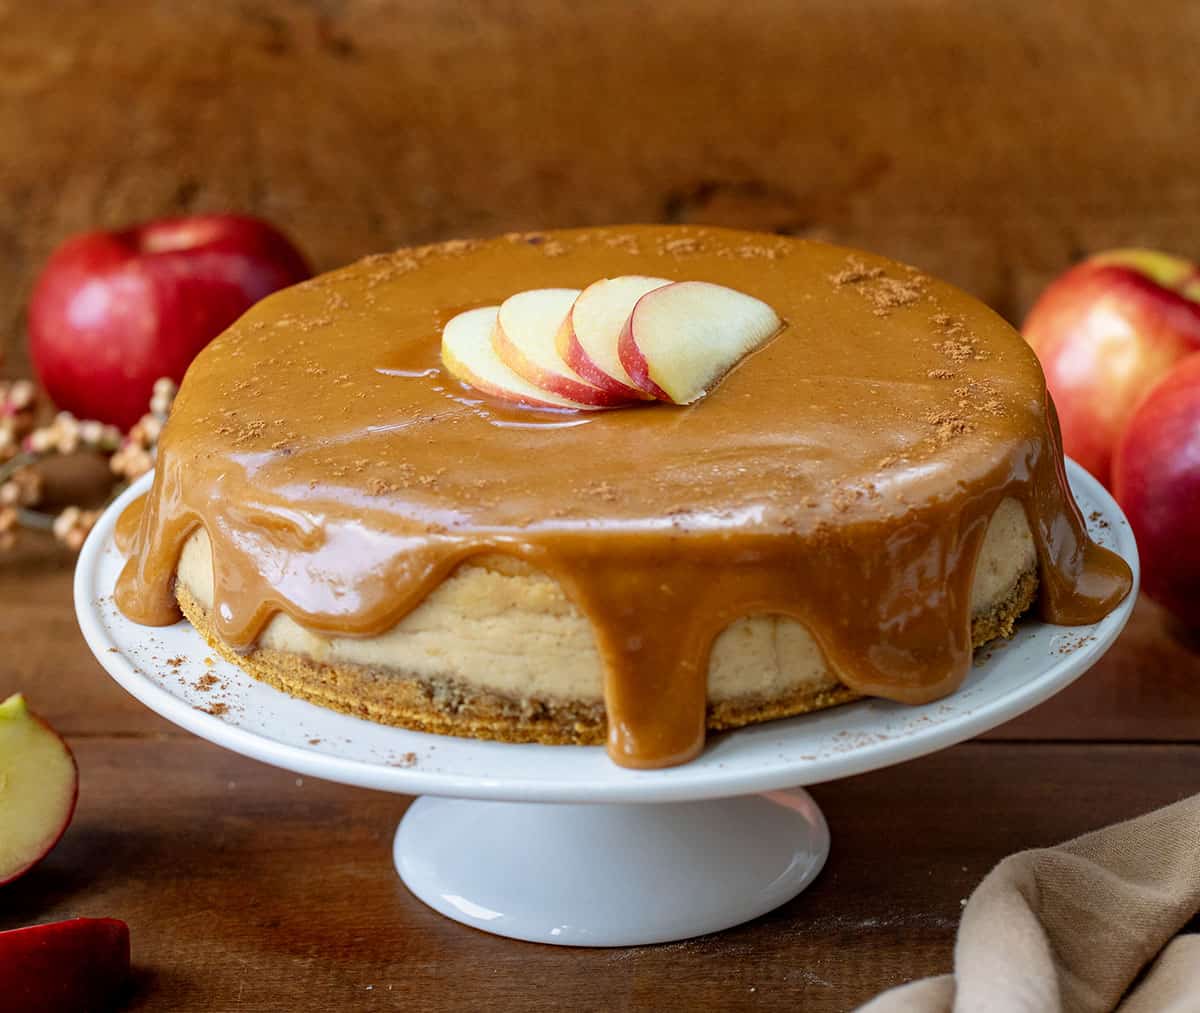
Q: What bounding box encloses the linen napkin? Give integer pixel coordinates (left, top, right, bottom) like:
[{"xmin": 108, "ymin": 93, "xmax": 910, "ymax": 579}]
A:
[{"xmin": 859, "ymin": 793, "xmax": 1200, "ymax": 1012}]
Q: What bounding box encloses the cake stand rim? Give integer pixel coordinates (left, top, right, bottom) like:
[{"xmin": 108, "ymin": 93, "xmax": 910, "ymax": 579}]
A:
[{"xmin": 75, "ymin": 460, "xmax": 1138, "ymax": 804}]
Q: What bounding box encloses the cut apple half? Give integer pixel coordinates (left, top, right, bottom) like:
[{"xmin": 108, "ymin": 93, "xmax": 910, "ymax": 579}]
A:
[
  {"xmin": 0, "ymin": 694, "xmax": 79, "ymax": 886},
  {"xmin": 442, "ymin": 306, "xmax": 599, "ymax": 410},
  {"xmin": 557, "ymin": 275, "xmax": 671, "ymax": 399},
  {"xmin": 492, "ymin": 288, "xmax": 629, "ymax": 407},
  {"xmin": 618, "ymin": 281, "xmax": 782, "ymax": 404}
]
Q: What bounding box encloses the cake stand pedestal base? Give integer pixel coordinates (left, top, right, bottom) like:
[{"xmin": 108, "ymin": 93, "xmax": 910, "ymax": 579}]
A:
[{"xmin": 394, "ymin": 789, "xmax": 829, "ymax": 946}]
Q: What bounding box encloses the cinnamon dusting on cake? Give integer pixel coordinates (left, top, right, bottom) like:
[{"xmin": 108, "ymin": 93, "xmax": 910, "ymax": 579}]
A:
[
  {"xmin": 505, "ymin": 231, "xmax": 547, "ymax": 246},
  {"xmin": 954, "ymin": 381, "xmax": 1006, "ymax": 417},
  {"xmin": 359, "ymin": 251, "xmax": 421, "ymax": 289},
  {"xmin": 586, "ymin": 480, "xmax": 619, "ymax": 503},
  {"xmin": 435, "ymin": 239, "xmax": 479, "ymax": 257},
  {"xmin": 865, "ymin": 276, "xmax": 927, "ymax": 316},
  {"xmin": 932, "ymin": 313, "xmax": 990, "ymax": 363},
  {"xmin": 368, "ymin": 477, "xmax": 400, "ymax": 496},
  {"xmin": 924, "ymin": 408, "xmax": 975, "ymax": 446},
  {"xmin": 828, "ymin": 257, "xmax": 928, "ymax": 315},
  {"xmin": 827, "ymin": 257, "xmax": 883, "ymax": 286},
  {"xmin": 716, "ymin": 240, "xmax": 788, "ymax": 260},
  {"xmin": 658, "ymin": 236, "xmax": 705, "ymax": 257},
  {"xmin": 603, "ymin": 234, "xmax": 641, "ymax": 255}
]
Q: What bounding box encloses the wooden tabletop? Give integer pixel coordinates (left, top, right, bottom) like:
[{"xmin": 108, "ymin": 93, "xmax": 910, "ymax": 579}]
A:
[{"xmin": 1, "ymin": 536, "xmax": 1198, "ymax": 1011}]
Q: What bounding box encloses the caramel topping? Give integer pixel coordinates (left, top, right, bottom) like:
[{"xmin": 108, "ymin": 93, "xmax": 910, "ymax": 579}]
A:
[{"xmin": 113, "ymin": 226, "xmax": 1132, "ymax": 768}]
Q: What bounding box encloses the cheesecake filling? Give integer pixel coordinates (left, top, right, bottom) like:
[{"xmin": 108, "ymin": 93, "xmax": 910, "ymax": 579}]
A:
[{"xmin": 113, "ymin": 227, "xmax": 1132, "ymax": 769}]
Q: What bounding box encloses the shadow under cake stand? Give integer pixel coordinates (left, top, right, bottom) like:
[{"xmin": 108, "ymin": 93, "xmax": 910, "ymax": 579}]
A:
[{"xmin": 75, "ymin": 461, "xmax": 1137, "ymax": 946}]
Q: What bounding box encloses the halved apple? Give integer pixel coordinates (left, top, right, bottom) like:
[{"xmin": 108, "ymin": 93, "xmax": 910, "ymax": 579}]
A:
[
  {"xmin": 0, "ymin": 693, "xmax": 78, "ymax": 886},
  {"xmin": 442, "ymin": 306, "xmax": 599, "ymax": 410},
  {"xmin": 0, "ymin": 918, "xmax": 130, "ymax": 1013},
  {"xmin": 618, "ymin": 281, "xmax": 782, "ymax": 404},
  {"xmin": 557, "ymin": 276, "xmax": 670, "ymax": 399},
  {"xmin": 491, "ymin": 288, "xmax": 629, "ymax": 406}
]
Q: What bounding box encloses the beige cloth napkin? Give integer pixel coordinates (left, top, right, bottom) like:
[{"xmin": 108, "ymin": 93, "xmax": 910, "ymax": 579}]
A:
[{"xmin": 859, "ymin": 794, "xmax": 1200, "ymax": 1012}]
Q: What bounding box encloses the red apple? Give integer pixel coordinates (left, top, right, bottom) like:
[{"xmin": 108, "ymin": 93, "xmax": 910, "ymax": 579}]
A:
[
  {"xmin": 491, "ymin": 288, "xmax": 631, "ymax": 406},
  {"xmin": 1112, "ymin": 353, "xmax": 1200, "ymax": 626},
  {"xmin": 0, "ymin": 918, "xmax": 130, "ymax": 1013},
  {"xmin": 1023, "ymin": 249, "xmax": 1200, "ymax": 488},
  {"xmin": 0, "ymin": 693, "xmax": 78, "ymax": 885},
  {"xmin": 556, "ymin": 276, "xmax": 668, "ymax": 400},
  {"xmin": 618, "ymin": 281, "xmax": 782, "ymax": 404},
  {"xmin": 29, "ymin": 213, "xmax": 311, "ymax": 430}
]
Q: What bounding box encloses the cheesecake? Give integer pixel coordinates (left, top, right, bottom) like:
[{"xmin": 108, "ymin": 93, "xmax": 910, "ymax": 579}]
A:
[{"xmin": 113, "ymin": 226, "xmax": 1132, "ymax": 769}]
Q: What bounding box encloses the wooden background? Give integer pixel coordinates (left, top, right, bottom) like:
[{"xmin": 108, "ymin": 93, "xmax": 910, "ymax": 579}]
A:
[
  {"xmin": 3, "ymin": 0, "xmax": 1200, "ymax": 370},
  {"xmin": 1, "ymin": 2, "xmax": 1199, "ymax": 1010}
]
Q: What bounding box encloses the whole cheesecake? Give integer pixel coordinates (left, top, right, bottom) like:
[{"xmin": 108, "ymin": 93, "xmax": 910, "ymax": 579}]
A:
[{"xmin": 114, "ymin": 226, "xmax": 1132, "ymax": 768}]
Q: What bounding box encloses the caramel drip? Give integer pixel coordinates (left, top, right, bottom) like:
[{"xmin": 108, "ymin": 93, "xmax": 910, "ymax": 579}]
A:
[{"xmin": 112, "ymin": 226, "xmax": 1132, "ymax": 768}]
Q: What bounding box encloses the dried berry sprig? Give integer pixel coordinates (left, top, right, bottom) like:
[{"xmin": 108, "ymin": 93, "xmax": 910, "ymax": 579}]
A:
[
  {"xmin": 24, "ymin": 412, "xmax": 123, "ymax": 456},
  {"xmin": 110, "ymin": 378, "xmax": 176, "ymax": 483},
  {"xmin": 1, "ymin": 379, "xmax": 37, "ymax": 465},
  {"xmin": 0, "ymin": 377, "xmax": 176, "ymax": 554},
  {"xmin": 52, "ymin": 506, "xmax": 103, "ymax": 551}
]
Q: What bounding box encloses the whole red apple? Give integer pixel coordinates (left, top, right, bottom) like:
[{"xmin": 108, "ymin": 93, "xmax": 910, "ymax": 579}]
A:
[
  {"xmin": 1112, "ymin": 353, "xmax": 1200, "ymax": 627},
  {"xmin": 29, "ymin": 214, "xmax": 311, "ymax": 430},
  {"xmin": 1023, "ymin": 249, "xmax": 1200, "ymax": 488}
]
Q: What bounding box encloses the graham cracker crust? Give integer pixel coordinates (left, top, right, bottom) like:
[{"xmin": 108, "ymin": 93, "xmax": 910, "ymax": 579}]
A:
[{"xmin": 175, "ymin": 566, "xmax": 1038, "ymax": 747}]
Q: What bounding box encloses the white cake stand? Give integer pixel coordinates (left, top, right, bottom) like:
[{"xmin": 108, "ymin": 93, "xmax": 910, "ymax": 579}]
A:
[{"xmin": 75, "ymin": 462, "xmax": 1137, "ymax": 946}]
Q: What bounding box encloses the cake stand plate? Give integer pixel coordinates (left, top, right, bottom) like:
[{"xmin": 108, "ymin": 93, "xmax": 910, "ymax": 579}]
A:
[{"xmin": 76, "ymin": 462, "xmax": 1137, "ymax": 946}]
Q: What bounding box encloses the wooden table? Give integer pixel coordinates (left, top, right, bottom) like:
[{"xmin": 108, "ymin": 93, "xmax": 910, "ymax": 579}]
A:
[{"xmin": 2, "ymin": 538, "xmax": 1198, "ymax": 1011}]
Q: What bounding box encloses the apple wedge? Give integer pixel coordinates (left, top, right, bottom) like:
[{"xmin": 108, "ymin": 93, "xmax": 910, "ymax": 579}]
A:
[
  {"xmin": 557, "ymin": 276, "xmax": 670, "ymax": 400},
  {"xmin": 618, "ymin": 281, "xmax": 782, "ymax": 404},
  {"xmin": 442, "ymin": 306, "xmax": 599, "ymax": 410},
  {"xmin": 0, "ymin": 694, "xmax": 78, "ymax": 886},
  {"xmin": 0, "ymin": 918, "xmax": 130, "ymax": 1013},
  {"xmin": 492, "ymin": 288, "xmax": 630, "ymax": 407}
]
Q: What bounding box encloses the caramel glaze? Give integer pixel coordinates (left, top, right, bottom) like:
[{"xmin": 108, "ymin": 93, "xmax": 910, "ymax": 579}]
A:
[{"xmin": 113, "ymin": 226, "xmax": 1132, "ymax": 768}]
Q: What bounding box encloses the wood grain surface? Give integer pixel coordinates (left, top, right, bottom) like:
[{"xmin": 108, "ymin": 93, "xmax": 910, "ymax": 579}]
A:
[
  {"xmin": 1, "ymin": 2, "xmax": 1199, "ymax": 1010},
  {"xmin": 2, "ymin": 0, "xmax": 1200, "ymax": 374}
]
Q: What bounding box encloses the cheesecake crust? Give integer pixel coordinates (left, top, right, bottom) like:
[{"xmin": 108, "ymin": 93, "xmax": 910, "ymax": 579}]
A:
[{"xmin": 175, "ymin": 566, "xmax": 1037, "ymax": 747}]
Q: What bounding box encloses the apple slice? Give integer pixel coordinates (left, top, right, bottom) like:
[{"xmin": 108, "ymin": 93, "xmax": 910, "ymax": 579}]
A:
[
  {"xmin": 492, "ymin": 288, "xmax": 630, "ymax": 407},
  {"xmin": 618, "ymin": 281, "xmax": 782, "ymax": 404},
  {"xmin": 442, "ymin": 306, "xmax": 599, "ymax": 410},
  {"xmin": 557, "ymin": 276, "xmax": 671, "ymax": 399},
  {"xmin": 0, "ymin": 694, "xmax": 78, "ymax": 886},
  {"xmin": 0, "ymin": 918, "xmax": 130, "ymax": 1013}
]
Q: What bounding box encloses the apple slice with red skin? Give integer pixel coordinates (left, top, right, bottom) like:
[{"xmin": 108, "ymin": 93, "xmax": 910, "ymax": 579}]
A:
[
  {"xmin": 442, "ymin": 306, "xmax": 600, "ymax": 411},
  {"xmin": 1023, "ymin": 248, "xmax": 1200, "ymax": 488},
  {"xmin": 618, "ymin": 281, "xmax": 783, "ymax": 404},
  {"xmin": 0, "ymin": 918, "xmax": 131, "ymax": 1013},
  {"xmin": 1112, "ymin": 352, "xmax": 1200, "ymax": 627},
  {"xmin": 491, "ymin": 288, "xmax": 631, "ymax": 407},
  {"xmin": 556, "ymin": 276, "xmax": 670, "ymax": 400},
  {"xmin": 0, "ymin": 694, "xmax": 78, "ymax": 886}
]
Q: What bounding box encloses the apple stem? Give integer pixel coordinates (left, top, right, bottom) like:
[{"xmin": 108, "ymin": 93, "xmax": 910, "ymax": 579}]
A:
[
  {"xmin": 0, "ymin": 378, "xmax": 174, "ymax": 552},
  {"xmin": 16, "ymin": 507, "xmax": 53, "ymax": 530},
  {"xmin": 0, "ymin": 450, "xmax": 36, "ymax": 486}
]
